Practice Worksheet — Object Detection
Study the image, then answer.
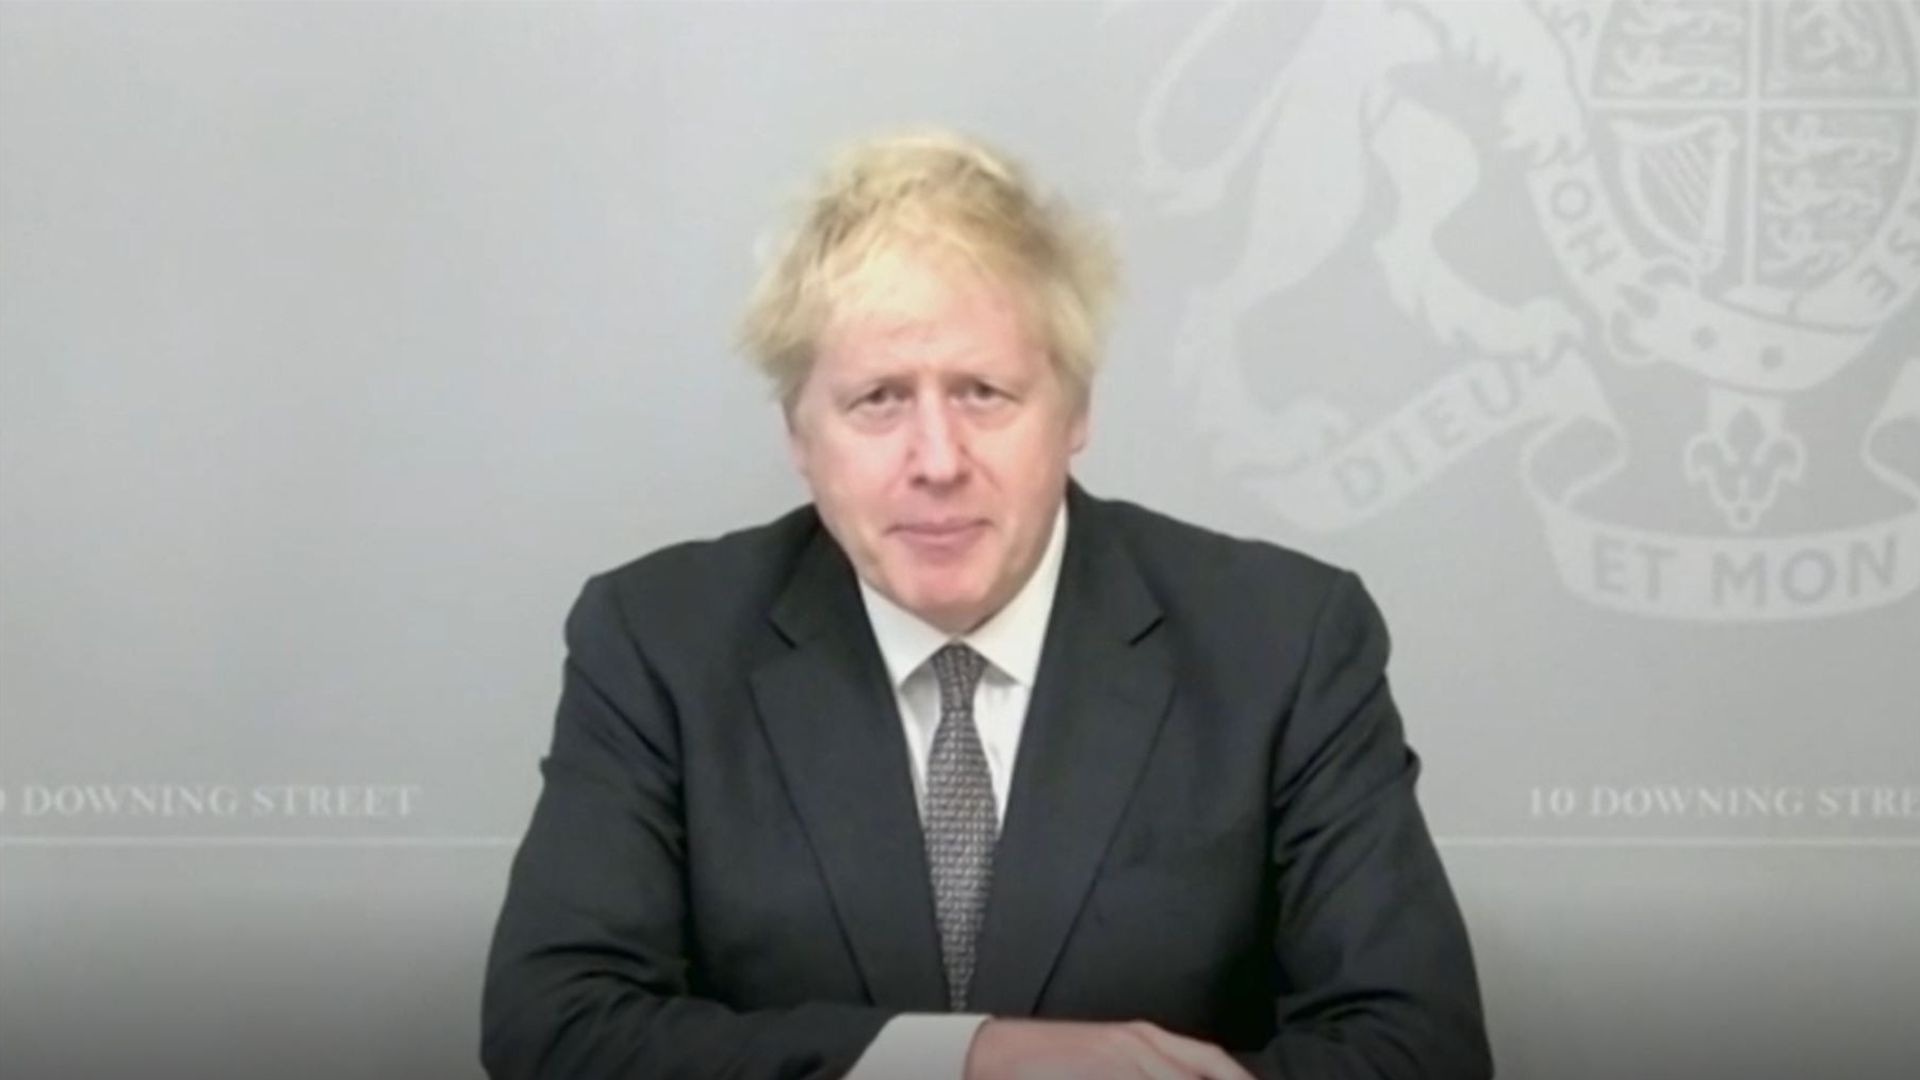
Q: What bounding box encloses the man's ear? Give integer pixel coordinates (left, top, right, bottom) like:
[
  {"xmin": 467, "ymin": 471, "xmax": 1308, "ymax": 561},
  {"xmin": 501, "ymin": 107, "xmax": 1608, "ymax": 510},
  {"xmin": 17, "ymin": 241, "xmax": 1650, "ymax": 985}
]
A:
[
  {"xmin": 783, "ymin": 399, "xmax": 810, "ymax": 476},
  {"xmin": 1068, "ymin": 397, "xmax": 1091, "ymax": 455}
]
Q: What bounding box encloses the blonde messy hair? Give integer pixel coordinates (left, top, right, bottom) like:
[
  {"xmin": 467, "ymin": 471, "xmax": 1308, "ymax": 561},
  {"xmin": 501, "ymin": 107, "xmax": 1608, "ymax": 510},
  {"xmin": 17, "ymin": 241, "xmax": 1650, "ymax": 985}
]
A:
[{"xmin": 738, "ymin": 129, "xmax": 1118, "ymax": 410}]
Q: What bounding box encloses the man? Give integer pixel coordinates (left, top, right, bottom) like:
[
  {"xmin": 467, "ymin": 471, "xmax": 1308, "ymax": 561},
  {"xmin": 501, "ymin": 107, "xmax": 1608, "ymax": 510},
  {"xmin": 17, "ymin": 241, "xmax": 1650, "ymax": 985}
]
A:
[{"xmin": 482, "ymin": 131, "xmax": 1490, "ymax": 1079}]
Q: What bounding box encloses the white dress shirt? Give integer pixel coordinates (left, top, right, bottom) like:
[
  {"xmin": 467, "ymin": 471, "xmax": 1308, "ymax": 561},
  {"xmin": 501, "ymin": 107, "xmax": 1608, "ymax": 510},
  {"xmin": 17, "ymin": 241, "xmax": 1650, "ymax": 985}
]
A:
[{"xmin": 843, "ymin": 501, "xmax": 1069, "ymax": 1080}]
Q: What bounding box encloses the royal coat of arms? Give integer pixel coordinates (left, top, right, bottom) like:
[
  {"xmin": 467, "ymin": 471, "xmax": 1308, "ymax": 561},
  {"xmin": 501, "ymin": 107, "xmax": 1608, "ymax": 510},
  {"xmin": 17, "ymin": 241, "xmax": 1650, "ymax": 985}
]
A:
[{"xmin": 1145, "ymin": 0, "xmax": 1920, "ymax": 620}]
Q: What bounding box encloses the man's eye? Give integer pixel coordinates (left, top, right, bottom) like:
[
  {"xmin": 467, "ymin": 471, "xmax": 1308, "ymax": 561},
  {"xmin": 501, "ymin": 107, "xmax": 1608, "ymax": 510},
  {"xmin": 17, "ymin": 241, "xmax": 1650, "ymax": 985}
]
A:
[
  {"xmin": 854, "ymin": 386, "xmax": 906, "ymax": 409},
  {"xmin": 958, "ymin": 382, "xmax": 1003, "ymax": 404}
]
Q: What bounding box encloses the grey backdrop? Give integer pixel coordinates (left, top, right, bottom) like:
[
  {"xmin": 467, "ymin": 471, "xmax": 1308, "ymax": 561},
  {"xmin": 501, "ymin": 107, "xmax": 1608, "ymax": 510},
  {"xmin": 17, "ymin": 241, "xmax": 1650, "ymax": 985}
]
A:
[{"xmin": 3, "ymin": 2, "xmax": 1916, "ymax": 1078}]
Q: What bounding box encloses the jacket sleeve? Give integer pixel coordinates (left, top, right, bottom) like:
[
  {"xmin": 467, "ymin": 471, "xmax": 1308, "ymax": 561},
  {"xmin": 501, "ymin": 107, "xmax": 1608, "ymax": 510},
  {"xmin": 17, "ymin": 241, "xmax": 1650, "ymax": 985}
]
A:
[
  {"xmin": 481, "ymin": 574, "xmax": 893, "ymax": 1080},
  {"xmin": 1239, "ymin": 572, "xmax": 1493, "ymax": 1080}
]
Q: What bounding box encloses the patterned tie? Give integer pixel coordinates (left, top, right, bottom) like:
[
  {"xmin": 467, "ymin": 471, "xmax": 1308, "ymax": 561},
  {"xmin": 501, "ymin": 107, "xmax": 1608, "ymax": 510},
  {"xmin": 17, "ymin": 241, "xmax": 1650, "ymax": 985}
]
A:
[{"xmin": 923, "ymin": 642, "xmax": 996, "ymax": 1010}]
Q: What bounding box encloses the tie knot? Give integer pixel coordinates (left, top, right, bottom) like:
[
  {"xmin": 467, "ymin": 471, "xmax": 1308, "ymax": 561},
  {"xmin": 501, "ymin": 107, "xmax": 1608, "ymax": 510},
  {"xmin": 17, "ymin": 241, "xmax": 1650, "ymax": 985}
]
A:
[{"xmin": 930, "ymin": 643, "xmax": 988, "ymax": 709}]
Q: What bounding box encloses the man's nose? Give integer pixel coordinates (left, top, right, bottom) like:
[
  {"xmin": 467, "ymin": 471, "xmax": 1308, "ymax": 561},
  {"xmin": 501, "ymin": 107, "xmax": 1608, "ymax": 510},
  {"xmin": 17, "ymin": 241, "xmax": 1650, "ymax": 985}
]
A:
[{"xmin": 907, "ymin": 398, "xmax": 967, "ymax": 485}]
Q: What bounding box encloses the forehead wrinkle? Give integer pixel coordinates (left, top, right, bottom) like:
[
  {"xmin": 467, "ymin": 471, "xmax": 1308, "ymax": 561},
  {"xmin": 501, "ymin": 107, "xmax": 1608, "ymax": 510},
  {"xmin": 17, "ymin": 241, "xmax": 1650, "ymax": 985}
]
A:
[{"xmin": 827, "ymin": 315, "xmax": 1023, "ymax": 381}]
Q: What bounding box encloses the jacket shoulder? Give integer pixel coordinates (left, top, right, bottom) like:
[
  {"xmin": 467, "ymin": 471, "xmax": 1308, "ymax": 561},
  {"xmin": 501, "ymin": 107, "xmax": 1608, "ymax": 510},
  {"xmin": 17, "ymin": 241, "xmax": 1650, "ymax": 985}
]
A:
[
  {"xmin": 1087, "ymin": 494, "xmax": 1392, "ymax": 687},
  {"xmin": 1094, "ymin": 496, "xmax": 1352, "ymax": 602},
  {"xmin": 572, "ymin": 504, "xmax": 820, "ymax": 645}
]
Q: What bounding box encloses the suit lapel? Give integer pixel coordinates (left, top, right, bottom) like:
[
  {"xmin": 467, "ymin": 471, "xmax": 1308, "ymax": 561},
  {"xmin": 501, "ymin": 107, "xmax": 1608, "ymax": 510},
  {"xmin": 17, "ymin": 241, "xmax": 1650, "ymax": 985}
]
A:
[
  {"xmin": 748, "ymin": 525, "xmax": 950, "ymax": 1011},
  {"xmin": 969, "ymin": 489, "xmax": 1174, "ymax": 1016}
]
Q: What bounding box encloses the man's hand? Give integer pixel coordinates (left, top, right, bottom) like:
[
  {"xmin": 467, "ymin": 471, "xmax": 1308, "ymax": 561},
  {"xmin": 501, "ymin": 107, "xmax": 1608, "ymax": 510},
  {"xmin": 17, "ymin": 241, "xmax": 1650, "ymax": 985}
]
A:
[{"xmin": 963, "ymin": 1019, "xmax": 1257, "ymax": 1080}]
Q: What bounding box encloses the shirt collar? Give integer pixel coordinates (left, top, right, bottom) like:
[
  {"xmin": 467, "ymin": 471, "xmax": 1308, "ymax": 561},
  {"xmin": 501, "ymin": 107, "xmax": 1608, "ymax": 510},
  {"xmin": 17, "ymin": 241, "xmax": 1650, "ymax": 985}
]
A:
[{"xmin": 858, "ymin": 499, "xmax": 1068, "ymax": 689}]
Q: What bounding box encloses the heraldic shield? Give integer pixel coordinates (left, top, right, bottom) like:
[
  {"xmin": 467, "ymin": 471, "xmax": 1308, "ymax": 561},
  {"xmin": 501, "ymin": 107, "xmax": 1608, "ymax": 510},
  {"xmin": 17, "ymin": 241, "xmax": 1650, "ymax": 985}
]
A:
[{"xmin": 1529, "ymin": 0, "xmax": 1920, "ymax": 619}]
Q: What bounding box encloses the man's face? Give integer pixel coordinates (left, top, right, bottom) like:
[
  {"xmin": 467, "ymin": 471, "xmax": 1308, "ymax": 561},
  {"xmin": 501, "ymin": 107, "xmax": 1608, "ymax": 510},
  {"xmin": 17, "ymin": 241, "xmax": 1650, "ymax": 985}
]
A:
[{"xmin": 786, "ymin": 245, "xmax": 1088, "ymax": 634}]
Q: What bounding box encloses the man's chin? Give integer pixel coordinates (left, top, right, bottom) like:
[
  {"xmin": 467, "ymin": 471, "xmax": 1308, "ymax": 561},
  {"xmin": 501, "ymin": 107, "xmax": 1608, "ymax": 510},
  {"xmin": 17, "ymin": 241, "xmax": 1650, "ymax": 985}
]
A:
[{"xmin": 893, "ymin": 585, "xmax": 991, "ymax": 635}]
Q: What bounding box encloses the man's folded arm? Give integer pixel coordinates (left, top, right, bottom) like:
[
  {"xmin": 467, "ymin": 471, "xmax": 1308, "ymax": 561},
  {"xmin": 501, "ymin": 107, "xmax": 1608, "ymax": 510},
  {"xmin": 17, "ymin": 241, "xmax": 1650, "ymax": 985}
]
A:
[
  {"xmin": 1238, "ymin": 572, "xmax": 1493, "ymax": 1080},
  {"xmin": 481, "ymin": 574, "xmax": 893, "ymax": 1079}
]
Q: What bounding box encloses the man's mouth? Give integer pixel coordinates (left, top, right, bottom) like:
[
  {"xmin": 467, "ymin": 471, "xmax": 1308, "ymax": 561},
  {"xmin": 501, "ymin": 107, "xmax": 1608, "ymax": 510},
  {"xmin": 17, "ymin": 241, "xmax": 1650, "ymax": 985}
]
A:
[{"xmin": 893, "ymin": 519, "xmax": 988, "ymax": 553}]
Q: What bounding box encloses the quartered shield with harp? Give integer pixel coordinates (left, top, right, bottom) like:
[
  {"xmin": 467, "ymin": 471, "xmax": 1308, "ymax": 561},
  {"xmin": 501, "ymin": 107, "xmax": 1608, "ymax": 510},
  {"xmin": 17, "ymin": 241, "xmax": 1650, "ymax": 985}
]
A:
[{"xmin": 1547, "ymin": 0, "xmax": 1920, "ymax": 532}]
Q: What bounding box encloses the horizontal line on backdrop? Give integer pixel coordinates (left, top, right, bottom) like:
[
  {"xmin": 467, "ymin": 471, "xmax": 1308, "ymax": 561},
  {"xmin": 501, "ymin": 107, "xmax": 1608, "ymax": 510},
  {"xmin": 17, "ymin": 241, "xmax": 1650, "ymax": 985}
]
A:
[
  {"xmin": 0, "ymin": 835, "xmax": 1917, "ymax": 850},
  {"xmin": 1440, "ymin": 836, "xmax": 1920, "ymax": 849},
  {"xmin": 0, "ymin": 835, "xmax": 520, "ymax": 849}
]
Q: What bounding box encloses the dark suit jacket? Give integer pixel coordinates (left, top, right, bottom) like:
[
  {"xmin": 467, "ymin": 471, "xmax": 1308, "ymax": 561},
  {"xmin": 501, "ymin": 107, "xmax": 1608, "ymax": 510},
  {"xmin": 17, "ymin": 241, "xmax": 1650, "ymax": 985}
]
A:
[{"xmin": 482, "ymin": 485, "xmax": 1490, "ymax": 1079}]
